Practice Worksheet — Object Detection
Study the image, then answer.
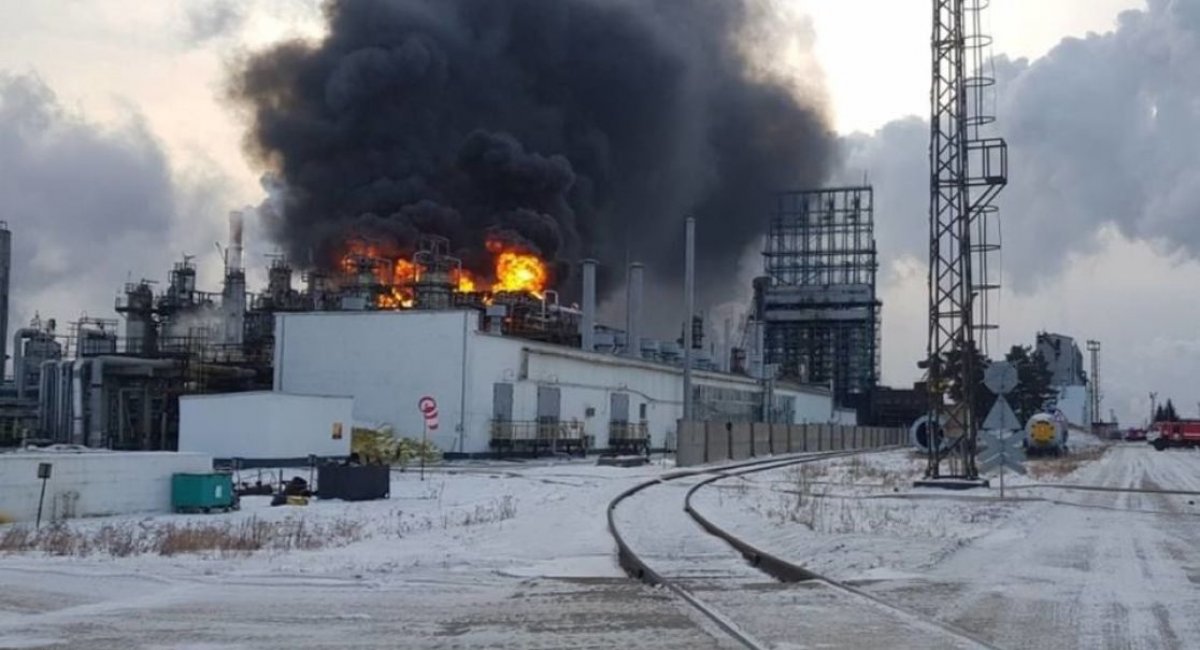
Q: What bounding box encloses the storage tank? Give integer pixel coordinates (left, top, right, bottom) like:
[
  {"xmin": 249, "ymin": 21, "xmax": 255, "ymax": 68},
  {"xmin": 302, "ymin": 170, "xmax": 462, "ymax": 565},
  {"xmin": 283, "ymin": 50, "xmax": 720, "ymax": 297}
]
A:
[
  {"xmin": 909, "ymin": 414, "xmax": 949, "ymax": 453},
  {"xmin": 1024, "ymin": 412, "xmax": 1068, "ymax": 456}
]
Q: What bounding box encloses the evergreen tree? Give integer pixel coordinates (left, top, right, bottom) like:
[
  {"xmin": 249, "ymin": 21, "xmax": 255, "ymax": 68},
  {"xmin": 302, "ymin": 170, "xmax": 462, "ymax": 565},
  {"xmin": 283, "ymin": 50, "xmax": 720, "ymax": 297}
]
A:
[
  {"xmin": 1164, "ymin": 399, "xmax": 1179, "ymax": 422},
  {"xmin": 1003, "ymin": 345, "xmax": 1056, "ymax": 422},
  {"xmin": 940, "ymin": 342, "xmax": 991, "ymax": 428}
]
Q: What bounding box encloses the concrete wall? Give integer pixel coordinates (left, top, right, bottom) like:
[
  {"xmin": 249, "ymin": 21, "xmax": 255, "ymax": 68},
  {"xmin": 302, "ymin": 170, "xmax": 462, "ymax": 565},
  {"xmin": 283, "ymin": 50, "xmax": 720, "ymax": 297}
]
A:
[
  {"xmin": 0, "ymin": 451, "xmax": 213, "ymax": 522},
  {"xmin": 730, "ymin": 423, "xmax": 752, "ymax": 460},
  {"xmin": 706, "ymin": 425, "xmax": 729, "ymax": 462},
  {"xmin": 787, "ymin": 426, "xmax": 806, "ymax": 453},
  {"xmin": 674, "ymin": 421, "xmax": 905, "ymax": 467},
  {"xmin": 677, "ymin": 421, "xmax": 706, "ymax": 466},
  {"xmin": 180, "ymin": 392, "xmax": 352, "ymax": 461},
  {"xmin": 275, "ymin": 310, "xmax": 841, "ymax": 455},
  {"xmin": 752, "ymin": 423, "xmax": 771, "ymax": 456}
]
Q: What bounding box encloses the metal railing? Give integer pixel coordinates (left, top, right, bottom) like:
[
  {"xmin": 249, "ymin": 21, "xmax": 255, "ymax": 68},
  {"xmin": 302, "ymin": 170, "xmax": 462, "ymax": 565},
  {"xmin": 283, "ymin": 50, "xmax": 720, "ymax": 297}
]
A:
[
  {"xmin": 490, "ymin": 419, "xmax": 587, "ymax": 443},
  {"xmin": 608, "ymin": 421, "xmax": 648, "ymax": 442}
]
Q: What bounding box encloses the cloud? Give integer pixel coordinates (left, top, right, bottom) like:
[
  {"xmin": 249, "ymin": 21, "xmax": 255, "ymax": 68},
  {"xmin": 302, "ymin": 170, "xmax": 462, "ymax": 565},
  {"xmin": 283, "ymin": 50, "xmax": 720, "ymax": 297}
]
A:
[
  {"xmin": 183, "ymin": 0, "xmax": 248, "ymax": 45},
  {"xmin": 841, "ymin": 0, "xmax": 1200, "ymax": 293},
  {"xmin": 0, "ymin": 73, "xmax": 226, "ymax": 339},
  {"xmin": 840, "ymin": 0, "xmax": 1200, "ymax": 425}
]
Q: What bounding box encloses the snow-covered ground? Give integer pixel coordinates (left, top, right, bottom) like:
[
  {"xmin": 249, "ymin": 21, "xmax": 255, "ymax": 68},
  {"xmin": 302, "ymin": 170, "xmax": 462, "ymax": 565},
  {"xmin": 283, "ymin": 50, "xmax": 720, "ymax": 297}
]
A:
[
  {"xmin": 3, "ymin": 441, "xmax": 1199, "ymax": 649},
  {"xmin": 693, "ymin": 440, "xmax": 1200, "ymax": 649},
  {"xmin": 0, "ymin": 459, "xmax": 734, "ymax": 649}
]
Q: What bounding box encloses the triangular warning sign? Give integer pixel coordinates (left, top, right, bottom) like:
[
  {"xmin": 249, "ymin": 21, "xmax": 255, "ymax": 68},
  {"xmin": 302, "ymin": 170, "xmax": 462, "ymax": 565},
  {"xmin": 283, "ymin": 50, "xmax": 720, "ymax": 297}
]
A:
[{"xmin": 982, "ymin": 396, "xmax": 1022, "ymax": 431}]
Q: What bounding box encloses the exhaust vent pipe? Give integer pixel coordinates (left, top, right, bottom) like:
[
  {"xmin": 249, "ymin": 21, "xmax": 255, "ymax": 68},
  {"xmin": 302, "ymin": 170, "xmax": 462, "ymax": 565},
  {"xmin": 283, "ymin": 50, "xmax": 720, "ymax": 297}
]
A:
[
  {"xmin": 581, "ymin": 259, "xmax": 597, "ymax": 352},
  {"xmin": 626, "ymin": 262, "xmax": 644, "ymax": 358}
]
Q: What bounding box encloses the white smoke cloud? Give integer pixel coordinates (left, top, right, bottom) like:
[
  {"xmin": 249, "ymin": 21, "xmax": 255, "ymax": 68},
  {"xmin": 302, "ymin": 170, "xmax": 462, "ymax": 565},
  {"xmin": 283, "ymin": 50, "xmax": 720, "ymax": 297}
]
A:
[{"xmin": 0, "ymin": 73, "xmax": 228, "ymax": 347}]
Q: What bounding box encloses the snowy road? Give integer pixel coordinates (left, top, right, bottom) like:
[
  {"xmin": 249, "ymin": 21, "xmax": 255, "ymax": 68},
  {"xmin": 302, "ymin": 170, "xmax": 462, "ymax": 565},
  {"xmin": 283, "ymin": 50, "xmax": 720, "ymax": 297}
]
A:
[{"xmin": 862, "ymin": 445, "xmax": 1200, "ymax": 649}]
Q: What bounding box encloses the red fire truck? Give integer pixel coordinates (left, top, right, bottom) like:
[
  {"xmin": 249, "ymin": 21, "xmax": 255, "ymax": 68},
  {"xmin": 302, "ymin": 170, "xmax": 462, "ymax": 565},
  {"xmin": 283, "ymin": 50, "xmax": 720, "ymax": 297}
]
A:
[{"xmin": 1147, "ymin": 421, "xmax": 1200, "ymax": 450}]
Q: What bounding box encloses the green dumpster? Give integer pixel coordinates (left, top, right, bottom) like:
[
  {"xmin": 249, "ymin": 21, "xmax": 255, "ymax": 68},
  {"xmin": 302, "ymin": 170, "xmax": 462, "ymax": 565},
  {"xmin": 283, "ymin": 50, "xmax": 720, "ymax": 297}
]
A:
[{"xmin": 172, "ymin": 473, "xmax": 234, "ymax": 513}]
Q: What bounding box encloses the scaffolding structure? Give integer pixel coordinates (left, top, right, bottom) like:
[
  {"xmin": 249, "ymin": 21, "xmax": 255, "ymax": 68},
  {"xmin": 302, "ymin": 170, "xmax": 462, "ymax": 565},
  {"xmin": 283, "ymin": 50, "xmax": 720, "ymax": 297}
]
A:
[
  {"xmin": 757, "ymin": 186, "xmax": 880, "ymax": 406},
  {"xmin": 923, "ymin": 0, "xmax": 1008, "ymax": 480}
]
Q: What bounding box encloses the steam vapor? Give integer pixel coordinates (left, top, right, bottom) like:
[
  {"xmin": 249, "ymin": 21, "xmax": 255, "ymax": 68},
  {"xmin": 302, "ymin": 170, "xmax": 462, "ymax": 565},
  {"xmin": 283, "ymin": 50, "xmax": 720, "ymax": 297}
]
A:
[{"xmin": 231, "ymin": 0, "xmax": 833, "ymax": 299}]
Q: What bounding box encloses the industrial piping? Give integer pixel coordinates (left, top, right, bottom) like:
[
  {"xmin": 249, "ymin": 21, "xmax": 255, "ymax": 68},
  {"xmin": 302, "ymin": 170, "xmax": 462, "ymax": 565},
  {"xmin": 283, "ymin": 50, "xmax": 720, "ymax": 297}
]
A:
[
  {"xmin": 581, "ymin": 259, "xmax": 597, "ymax": 352},
  {"xmin": 626, "ymin": 262, "xmax": 644, "ymax": 358},
  {"xmin": 12, "ymin": 327, "xmax": 39, "ymax": 399},
  {"xmin": 86, "ymin": 356, "xmax": 178, "ymax": 448}
]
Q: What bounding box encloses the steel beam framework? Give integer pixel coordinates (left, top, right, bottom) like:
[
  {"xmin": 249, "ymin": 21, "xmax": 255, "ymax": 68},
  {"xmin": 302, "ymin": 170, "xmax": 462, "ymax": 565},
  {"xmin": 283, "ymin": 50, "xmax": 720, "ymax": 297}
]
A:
[
  {"xmin": 761, "ymin": 187, "xmax": 880, "ymax": 406},
  {"xmin": 926, "ymin": 0, "xmax": 1008, "ymax": 479}
]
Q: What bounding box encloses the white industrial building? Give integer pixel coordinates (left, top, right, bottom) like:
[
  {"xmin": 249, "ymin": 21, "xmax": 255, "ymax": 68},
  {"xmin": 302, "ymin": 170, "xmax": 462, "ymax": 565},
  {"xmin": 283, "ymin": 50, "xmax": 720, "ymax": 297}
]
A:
[
  {"xmin": 1035, "ymin": 332, "xmax": 1091, "ymax": 428},
  {"xmin": 179, "ymin": 391, "xmax": 353, "ymax": 463},
  {"xmin": 273, "ymin": 310, "xmax": 852, "ymax": 456}
]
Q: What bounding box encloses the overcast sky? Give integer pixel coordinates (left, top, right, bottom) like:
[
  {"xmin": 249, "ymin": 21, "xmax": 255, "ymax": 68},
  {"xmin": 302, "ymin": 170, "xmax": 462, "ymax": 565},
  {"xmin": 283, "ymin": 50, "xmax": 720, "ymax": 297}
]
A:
[{"xmin": 2, "ymin": 0, "xmax": 1190, "ymax": 426}]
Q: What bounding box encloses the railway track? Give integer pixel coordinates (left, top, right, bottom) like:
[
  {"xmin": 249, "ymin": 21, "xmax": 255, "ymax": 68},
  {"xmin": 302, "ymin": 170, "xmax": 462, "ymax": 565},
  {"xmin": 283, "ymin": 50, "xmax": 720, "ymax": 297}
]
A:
[{"xmin": 607, "ymin": 451, "xmax": 998, "ymax": 650}]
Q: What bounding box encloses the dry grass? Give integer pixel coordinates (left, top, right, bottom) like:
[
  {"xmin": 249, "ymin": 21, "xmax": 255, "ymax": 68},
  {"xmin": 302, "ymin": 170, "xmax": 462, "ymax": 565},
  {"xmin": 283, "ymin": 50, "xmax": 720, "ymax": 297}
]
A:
[
  {"xmin": 0, "ymin": 516, "xmax": 365, "ymax": 557},
  {"xmin": 1028, "ymin": 444, "xmax": 1108, "ymax": 480},
  {"xmin": 387, "ymin": 495, "xmax": 519, "ymax": 538}
]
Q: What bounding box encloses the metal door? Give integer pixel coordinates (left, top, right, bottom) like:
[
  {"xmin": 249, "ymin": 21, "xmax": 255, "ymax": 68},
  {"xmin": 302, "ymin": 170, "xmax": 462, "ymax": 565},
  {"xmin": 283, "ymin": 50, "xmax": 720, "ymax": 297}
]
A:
[
  {"xmin": 536, "ymin": 386, "xmax": 561, "ymax": 422},
  {"xmin": 610, "ymin": 393, "xmax": 630, "ymax": 423},
  {"xmin": 493, "ymin": 383, "xmax": 513, "ymax": 421}
]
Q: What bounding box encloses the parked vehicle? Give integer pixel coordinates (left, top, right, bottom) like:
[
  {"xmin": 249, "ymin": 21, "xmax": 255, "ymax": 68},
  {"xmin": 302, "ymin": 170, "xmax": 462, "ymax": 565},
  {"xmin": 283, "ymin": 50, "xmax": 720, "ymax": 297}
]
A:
[
  {"xmin": 1123, "ymin": 428, "xmax": 1147, "ymax": 442},
  {"xmin": 1147, "ymin": 421, "xmax": 1200, "ymax": 450}
]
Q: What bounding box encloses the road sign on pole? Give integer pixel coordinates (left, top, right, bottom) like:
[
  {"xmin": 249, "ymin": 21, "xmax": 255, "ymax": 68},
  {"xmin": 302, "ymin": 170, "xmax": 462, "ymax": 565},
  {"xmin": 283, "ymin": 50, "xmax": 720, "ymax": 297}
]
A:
[
  {"xmin": 983, "ymin": 361, "xmax": 1018, "ymax": 395},
  {"xmin": 35, "ymin": 463, "xmax": 52, "ymax": 529},
  {"xmin": 417, "ymin": 396, "xmax": 438, "ymax": 482},
  {"xmin": 978, "ymin": 429, "xmax": 1026, "ymax": 497},
  {"xmin": 982, "ymin": 395, "xmax": 1022, "ymax": 432}
]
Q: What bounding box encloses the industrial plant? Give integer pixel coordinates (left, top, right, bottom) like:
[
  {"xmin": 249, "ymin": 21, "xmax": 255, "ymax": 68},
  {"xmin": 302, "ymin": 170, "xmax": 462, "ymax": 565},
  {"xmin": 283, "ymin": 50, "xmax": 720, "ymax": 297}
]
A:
[{"xmin": 0, "ymin": 205, "xmax": 869, "ymax": 459}]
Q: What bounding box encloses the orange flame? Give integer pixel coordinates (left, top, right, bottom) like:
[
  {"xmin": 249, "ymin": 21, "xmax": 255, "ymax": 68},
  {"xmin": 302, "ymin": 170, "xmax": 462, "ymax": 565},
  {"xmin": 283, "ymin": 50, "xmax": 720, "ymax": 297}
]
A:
[
  {"xmin": 493, "ymin": 250, "xmax": 548, "ymax": 297},
  {"xmin": 339, "ymin": 238, "xmax": 549, "ymax": 308},
  {"xmin": 452, "ymin": 268, "xmax": 477, "ymax": 293}
]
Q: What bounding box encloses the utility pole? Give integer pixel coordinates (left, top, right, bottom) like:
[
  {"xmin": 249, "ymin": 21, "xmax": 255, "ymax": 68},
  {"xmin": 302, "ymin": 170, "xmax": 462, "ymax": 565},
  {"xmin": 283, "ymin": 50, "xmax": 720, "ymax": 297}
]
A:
[
  {"xmin": 1150, "ymin": 391, "xmax": 1158, "ymax": 425},
  {"xmin": 1087, "ymin": 340, "xmax": 1101, "ymax": 429},
  {"xmin": 683, "ymin": 216, "xmax": 695, "ymax": 422}
]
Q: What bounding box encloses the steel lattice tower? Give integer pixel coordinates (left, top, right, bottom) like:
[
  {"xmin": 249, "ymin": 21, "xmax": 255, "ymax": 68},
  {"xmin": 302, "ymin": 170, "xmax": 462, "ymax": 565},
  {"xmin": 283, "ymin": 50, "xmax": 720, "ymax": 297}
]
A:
[{"xmin": 925, "ymin": 0, "xmax": 1007, "ymax": 479}]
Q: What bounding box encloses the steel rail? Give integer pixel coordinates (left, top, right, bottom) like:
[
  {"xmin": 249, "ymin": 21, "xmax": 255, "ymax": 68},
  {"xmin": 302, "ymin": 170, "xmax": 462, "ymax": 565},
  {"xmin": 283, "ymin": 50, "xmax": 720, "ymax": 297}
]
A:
[
  {"xmin": 1003, "ymin": 483, "xmax": 1200, "ymax": 497},
  {"xmin": 685, "ymin": 459, "xmax": 1000, "ymax": 650},
  {"xmin": 606, "ymin": 450, "xmax": 868, "ymax": 650}
]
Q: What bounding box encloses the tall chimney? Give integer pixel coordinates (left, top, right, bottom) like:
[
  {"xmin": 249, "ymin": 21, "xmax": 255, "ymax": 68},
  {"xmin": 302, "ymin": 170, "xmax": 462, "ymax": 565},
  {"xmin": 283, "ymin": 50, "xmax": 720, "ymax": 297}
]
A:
[
  {"xmin": 625, "ymin": 262, "xmax": 644, "ymax": 358},
  {"xmin": 683, "ymin": 216, "xmax": 695, "ymax": 421},
  {"xmin": 223, "ymin": 211, "xmax": 246, "ymax": 347},
  {"xmin": 0, "ymin": 222, "xmax": 9, "ymax": 381},
  {"xmin": 228, "ymin": 211, "xmax": 244, "ymax": 272},
  {"xmin": 581, "ymin": 259, "xmax": 597, "ymax": 352}
]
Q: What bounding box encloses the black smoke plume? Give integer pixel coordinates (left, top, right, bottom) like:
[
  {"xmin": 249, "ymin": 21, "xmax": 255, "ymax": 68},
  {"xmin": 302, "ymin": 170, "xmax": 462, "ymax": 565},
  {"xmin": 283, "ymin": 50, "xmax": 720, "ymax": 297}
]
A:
[{"xmin": 231, "ymin": 0, "xmax": 833, "ymax": 299}]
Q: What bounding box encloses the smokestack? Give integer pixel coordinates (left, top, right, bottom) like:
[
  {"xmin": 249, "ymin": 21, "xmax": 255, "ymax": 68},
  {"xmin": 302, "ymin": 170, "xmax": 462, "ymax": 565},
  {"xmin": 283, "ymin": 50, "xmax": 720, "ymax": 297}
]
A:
[
  {"xmin": 581, "ymin": 259, "xmax": 597, "ymax": 351},
  {"xmin": 228, "ymin": 211, "xmax": 244, "ymax": 272},
  {"xmin": 0, "ymin": 222, "xmax": 9, "ymax": 382},
  {"xmin": 683, "ymin": 217, "xmax": 695, "ymax": 421},
  {"xmin": 626, "ymin": 262, "xmax": 644, "ymax": 358},
  {"xmin": 223, "ymin": 211, "xmax": 246, "ymax": 347}
]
